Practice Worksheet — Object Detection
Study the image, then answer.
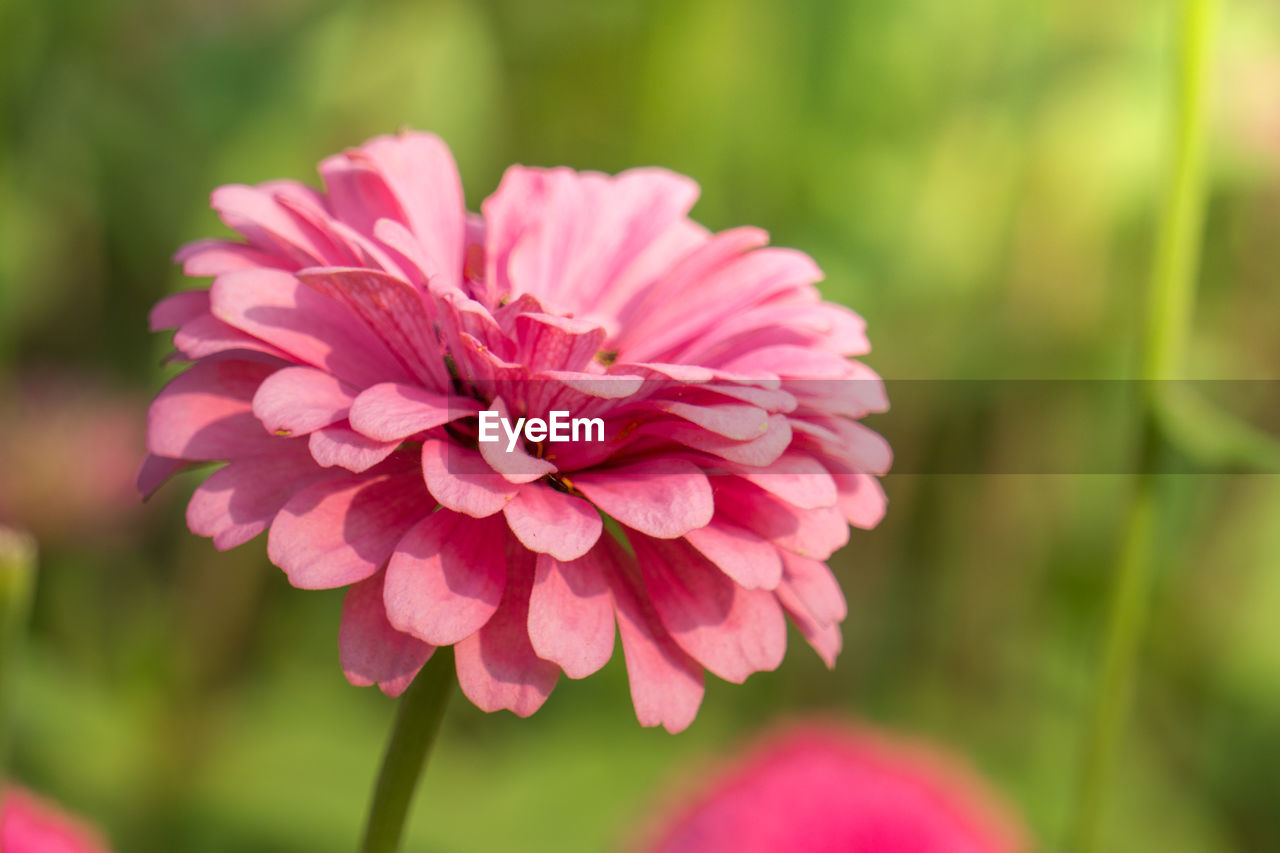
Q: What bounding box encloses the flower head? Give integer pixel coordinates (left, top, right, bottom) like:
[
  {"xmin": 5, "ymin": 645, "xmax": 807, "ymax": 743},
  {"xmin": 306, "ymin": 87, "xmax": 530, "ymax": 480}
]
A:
[
  {"xmin": 1, "ymin": 786, "xmax": 113, "ymax": 853},
  {"xmin": 643, "ymin": 722, "xmax": 1027, "ymax": 853},
  {"xmin": 143, "ymin": 132, "xmax": 889, "ymax": 731}
]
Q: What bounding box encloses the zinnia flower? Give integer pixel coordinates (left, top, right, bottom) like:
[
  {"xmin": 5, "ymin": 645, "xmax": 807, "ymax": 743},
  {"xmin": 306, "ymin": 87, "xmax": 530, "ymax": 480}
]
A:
[
  {"xmin": 1, "ymin": 785, "xmax": 113, "ymax": 853},
  {"xmin": 643, "ymin": 722, "xmax": 1027, "ymax": 853},
  {"xmin": 142, "ymin": 132, "xmax": 889, "ymax": 732}
]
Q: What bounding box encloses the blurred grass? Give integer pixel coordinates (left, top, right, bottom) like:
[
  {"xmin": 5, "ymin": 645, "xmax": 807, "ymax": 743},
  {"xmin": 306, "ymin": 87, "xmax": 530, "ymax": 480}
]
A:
[{"xmin": 3, "ymin": 0, "xmax": 1280, "ymax": 850}]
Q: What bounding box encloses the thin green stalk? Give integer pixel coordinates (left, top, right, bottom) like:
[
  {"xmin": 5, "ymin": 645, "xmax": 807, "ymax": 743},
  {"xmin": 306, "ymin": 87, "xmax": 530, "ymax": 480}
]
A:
[
  {"xmin": 360, "ymin": 646, "xmax": 454, "ymax": 853},
  {"xmin": 0, "ymin": 527, "xmax": 37, "ymax": 784},
  {"xmin": 1143, "ymin": 0, "xmax": 1218, "ymax": 384},
  {"xmin": 1070, "ymin": 0, "xmax": 1218, "ymax": 850},
  {"xmin": 1070, "ymin": 460, "xmax": 1159, "ymax": 853}
]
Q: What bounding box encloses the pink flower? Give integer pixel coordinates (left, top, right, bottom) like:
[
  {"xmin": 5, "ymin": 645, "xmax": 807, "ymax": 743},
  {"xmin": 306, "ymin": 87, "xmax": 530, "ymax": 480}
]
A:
[
  {"xmin": 142, "ymin": 132, "xmax": 889, "ymax": 732},
  {"xmin": 643, "ymin": 722, "xmax": 1028, "ymax": 853},
  {"xmin": 1, "ymin": 786, "xmax": 113, "ymax": 853},
  {"xmin": 0, "ymin": 375, "xmax": 145, "ymax": 542}
]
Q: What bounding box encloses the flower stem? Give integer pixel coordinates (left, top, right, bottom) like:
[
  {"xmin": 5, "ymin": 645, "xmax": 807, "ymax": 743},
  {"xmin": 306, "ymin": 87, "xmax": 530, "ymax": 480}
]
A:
[
  {"xmin": 1142, "ymin": 0, "xmax": 1218, "ymax": 383},
  {"xmin": 0, "ymin": 527, "xmax": 36, "ymax": 782},
  {"xmin": 1069, "ymin": 461, "xmax": 1159, "ymax": 853},
  {"xmin": 359, "ymin": 646, "xmax": 454, "ymax": 853},
  {"xmin": 1070, "ymin": 0, "xmax": 1217, "ymax": 850}
]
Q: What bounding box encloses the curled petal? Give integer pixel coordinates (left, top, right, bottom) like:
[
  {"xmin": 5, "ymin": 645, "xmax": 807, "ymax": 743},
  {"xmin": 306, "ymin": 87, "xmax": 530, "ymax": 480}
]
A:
[
  {"xmin": 349, "ymin": 382, "xmax": 464, "ymax": 442},
  {"xmin": 252, "ymin": 366, "xmax": 356, "ymax": 436},
  {"xmin": 831, "ymin": 466, "xmax": 888, "ymax": 530},
  {"xmin": 146, "ymin": 358, "xmax": 279, "ymax": 460},
  {"xmin": 308, "ymin": 425, "xmax": 400, "ymax": 472},
  {"xmin": 210, "ymin": 268, "xmax": 410, "ymax": 387},
  {"xmin": 607, "ymin": 548, "xmax": 705, "ymax": 733},
  {"xmin": 684, "ymin": 518, "xmax": 783, "ymax": 590},
  {"xmin": 421, "ymin": 439, "xmax": 518, "ymax": 518},
  {"xmin": 454, "ymin": 544, "xmax": 560, "ymax": 716},
  {"xmin": 149, "ymin": 290, "xmax": 210, "ymax": 331},
  {"xmin": 267, "ymin": 466, "xmax": 427, "ymax": 589},
  {"xmin": 633, "ymin": 535, "xmax": 787, "ymax": 684},
  {"xmin": 340, "ymin": 571, "xmax": 434, "ymax": 696},
  {"xmin": 503, "ymin": 484, "xmax": 602, "ymax": 562},
  {"xmin": 716, "ymin": 482, "xmax": 849, "ymax": 560},
  {"xmin": 528, "ymin": 548, "xmax": 615, "ymax": 679},
  {"xmin": 187, "ymin": 440, "xmax": 327, "ymax": 550},
  {"xmin": 724, "ymin": 452, "xmax": 838, "ymax": 510},
  {"xmin": 384, "ymin": 511, "xmax": 508, "ymax": 646},
  {"xmin": 136, "ymin": 453, "xmax": 191, "ymax": 499},
  {"xmin": 573, "ymin": 458, "xmax": 713, "ymax": 540}
]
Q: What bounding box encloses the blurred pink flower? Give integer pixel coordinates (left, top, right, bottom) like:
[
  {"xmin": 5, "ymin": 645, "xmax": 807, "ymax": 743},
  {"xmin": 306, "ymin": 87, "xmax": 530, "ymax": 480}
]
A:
[
  {"xmin": 0, "ymin": 376, "xmax": 145, "ymax": 542},
  {"xmin": 1, "ymin": 786, "xmax": 113, "ymax": 853},
  {"xmin": 645, "ymin": 723, "xmax": 1028, "ymax": 853},
  {"xmin": 143, "ymin": 132, "xmax": 889, "ymax": 731}
]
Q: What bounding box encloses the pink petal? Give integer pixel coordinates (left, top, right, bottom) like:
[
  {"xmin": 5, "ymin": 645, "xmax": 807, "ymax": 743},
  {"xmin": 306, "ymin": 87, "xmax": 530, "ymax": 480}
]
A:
[
  {"xmin": 454, "ymin": 544, "xmax": 560, "ymax": 716},
  {"xmin": 145, "ymin": 358, "xmax": 279, "ymax": 460},
  {"xmin": 483, "ymin": 166, "xmax": 699, "ymax": 313},
  {"xmin": 210, "ymin": 268, "xmax": 410, "ymax": 388},
  {"xmin": 383, "ymin": 511, "xmax": 508, "ymax": 646},
  {"xmin": 528, "ymin": 548, "xmax": 615, "ymax": 679},
  {"xmin": 659, "ymin": 413, "xmax": 792, "ymax": 467},
  {"xmin": 136, "ymin": 453, "xmax": 190, "ymax": 499},
  {"xmin": 318, "ymin": 152, "xmax": 404, "ymax": 239},
  {"xmin": 607, "ymin": 552, "xmax": 705, "ymax": 733},
  {"xmin": 774, "ymin": 582, "xmax": 842, "ymax": 669},
  {"xmin": 174, "ymin": 238, "xmax": 289, "ymax": 277},
  {"xmin": 267, "ymin": 467, "xmax": 428, "ymax": 589},
  {"xmin": 308, "ymin": 425, "xmax": 400, "ymax": 472},
  {"xmin": 173, "ymin": 314, "xmax": 296, "ymax": 361},
  {"xmin": 421, "ymin": 438, "xmax": 518, "ymax": 517},
  {"xmin": 725, "ymin": 452, "xmax": 838, "ymax": 510},
  {"xmin": 832, "ymin": 467, "xmax": 888, "ymax": 530},
  {"xmin": 295, "ymin": 267, "xmax": 449, "ymax": 389},
  {"xmin": 536, "ymin": 371, "xmax": 646, "ymax": 399},
  {"xmin": 251, "ymin": 366, "xmax": 356, "ymax": 436},
  {"xmin": 211, "ymin": 181, "xmax": 334, "ymax": 266},
  {"xmin": 649, "ymin": 399, "xmax": 770, "ymax": 441},
  {"xmin": 186, "ymin": 440, "xmax": 326, "ymax": 550},
  {"xmin": 149, "ymin": 290, "xmax": 210, "ymax": 331},
  {"xmin": 359, "ymin": 132, "xmax": 466, "ymax": 292},
  {"xmin": 503, "ymin": 483, "xmax": 602, "ymax": 561},
  {"xmin": 779, "ymin": 551, "xmax": 847, "ymax": 624},
  {"xmin": 634, "ymin": 535, "xmax": 787, "ymax": 684},
  {"xmin": 617, "ymin": 237, "xmax": 811, "ymax": 361},
  {"xmin": 721, "ymin": 345, "xmax": 852, "ymax": 380},
  {"xmin": 785, "ymin": 364, "xmax": 888, "ymax": 419},
  {"xmin": 511, "ymin": 312, "xmax": 606, "ymax": 373},
  {"xmin": 340, "ymin": 571, "xmax": 434, "ymax": 697},
  {"xmin": 573, "ymin": 458, "xmax": 713, "ymax": 539},
  {"xmin": 348, "ymin": 382, "xmax": 462, "ymax": 442},
  {"xmin": 793, "ymin": 418, "xmax": 892, "ymax": 477},
  {"xmin": 683, "ymin": 518, "xmax": 783, "ymax": 590},
  {"xmin": 716, "ymin": 482, "xmax": 850, "ymax": 561}
]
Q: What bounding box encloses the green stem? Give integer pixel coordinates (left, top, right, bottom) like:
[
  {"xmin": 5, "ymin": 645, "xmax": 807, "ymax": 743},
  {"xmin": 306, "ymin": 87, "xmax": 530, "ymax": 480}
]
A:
[
  {"xmin": 1070, "ymin": 0, "xmax": 1218, "ymax": 850},
  {"xmin": 359, "ymin": 645, "xmax": 454, "ymax": 853},
  {"xmin": 1070, "ymin": 456, "xmax": 1159, "ymax": 853},
  {"xmin": 1142, "ymin": 0, "xmax": 1219, "ymax": 384},
  {"xmin": 0, "ymin": 527, "xmax": 37, "ymax": 783}
]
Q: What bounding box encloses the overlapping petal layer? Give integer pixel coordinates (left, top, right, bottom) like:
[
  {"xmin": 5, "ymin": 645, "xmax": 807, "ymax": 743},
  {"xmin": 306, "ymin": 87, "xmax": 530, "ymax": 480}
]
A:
[{"xmin": 144, "ymin": 132, "xmax": 890, "ymax": 731}]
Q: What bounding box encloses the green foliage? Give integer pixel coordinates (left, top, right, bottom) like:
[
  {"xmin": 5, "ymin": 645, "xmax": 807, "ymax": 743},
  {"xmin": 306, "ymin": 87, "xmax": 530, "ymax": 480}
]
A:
[{"xmin": 3, "ymin": 0, "xmax": 1279, "ymax": 850}]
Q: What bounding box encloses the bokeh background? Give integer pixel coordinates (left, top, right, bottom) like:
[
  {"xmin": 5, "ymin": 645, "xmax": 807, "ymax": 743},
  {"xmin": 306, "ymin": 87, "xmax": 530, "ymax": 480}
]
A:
[{"xmin": 3, "ymin": 0, "xmax": 1280, "ymax": 850}]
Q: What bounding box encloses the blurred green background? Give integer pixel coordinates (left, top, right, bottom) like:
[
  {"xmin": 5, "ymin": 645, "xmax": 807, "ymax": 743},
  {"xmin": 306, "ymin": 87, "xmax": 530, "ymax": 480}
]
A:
[{"xmin": 3, "ymin": 0, "xmax": 1280, "ymax": 850}]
